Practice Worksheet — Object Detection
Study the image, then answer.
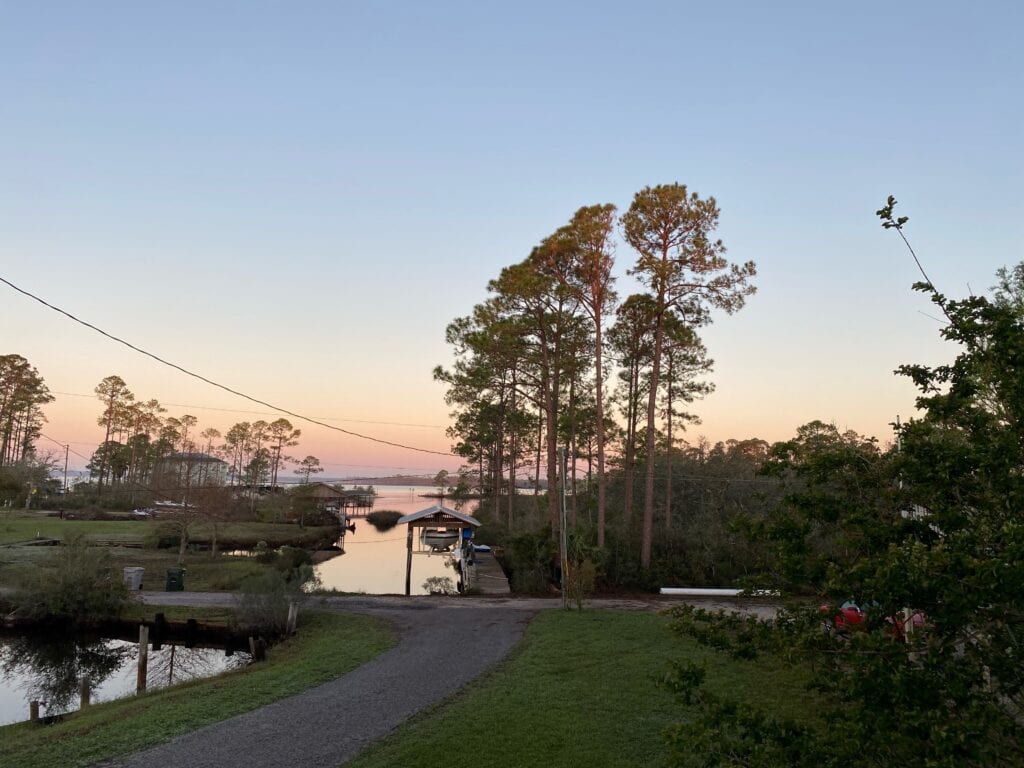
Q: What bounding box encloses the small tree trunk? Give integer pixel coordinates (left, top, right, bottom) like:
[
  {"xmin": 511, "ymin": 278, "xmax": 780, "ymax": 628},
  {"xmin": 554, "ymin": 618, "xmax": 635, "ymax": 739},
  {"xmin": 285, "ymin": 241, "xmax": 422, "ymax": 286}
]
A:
[
  {"xmin": 642, "ymin": 304, "xmax": 666, "ymax": 570},
  {"xmin": 177, "ymin": 525, "xmax": 189, "ymax": 565},
  {"xmin": 594, "ymin": 314, "xmax": 607, "ymax": 546},
  {"xmin": 665, "ymin": 354, "xmax": 674, "ymax": 532}
]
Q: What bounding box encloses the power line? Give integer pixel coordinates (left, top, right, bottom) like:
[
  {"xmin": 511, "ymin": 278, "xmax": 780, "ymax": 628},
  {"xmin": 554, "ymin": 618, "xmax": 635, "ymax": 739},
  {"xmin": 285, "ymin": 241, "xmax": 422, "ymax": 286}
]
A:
[
  {"xmin": 49, "ymin": 390, "xmax": 445, "ymax": 429},
  {"xmin": 38, "ymin": 432, "xmax": 91, "ymax": 461},
  {"xmin": 39, "ymin": 437, "xmax": 452, "ymax": 473},
  {"xmin": 314, "ymin": 461, "xmax": 458, "ymax": 471},
  {"xmin": 1, "ymin": 275, "xmax": 453, "ymax": 457}
]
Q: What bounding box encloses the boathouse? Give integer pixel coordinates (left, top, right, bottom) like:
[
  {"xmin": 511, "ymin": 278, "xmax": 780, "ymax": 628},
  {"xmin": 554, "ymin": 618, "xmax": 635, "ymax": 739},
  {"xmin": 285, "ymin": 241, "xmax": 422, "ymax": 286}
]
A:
[
  {"xmin": 396, "ymin": 504, "xmax": 481, "ymax": 595},
  {"xmin": 304, "ymin": 483, "xmax": 375, "ymax": 512}
]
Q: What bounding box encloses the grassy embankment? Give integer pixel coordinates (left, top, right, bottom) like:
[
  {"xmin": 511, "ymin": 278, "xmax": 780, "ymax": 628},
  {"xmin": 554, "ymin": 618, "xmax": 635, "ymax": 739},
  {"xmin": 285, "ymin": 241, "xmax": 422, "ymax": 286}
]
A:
[
  {"xmin": 0, "ymin": 511, "xmax": 335, "ymax": 547},
  {"xmin": 0, "ymin": 510, "xmax": 338, "ymax": 590},
  {"xmin": 348, "ymin": 610, "xmax": 815, "ymax": 768},
  {"xmin": 0, "ymin": 608, "xmax": 396, "ymax": 768}
]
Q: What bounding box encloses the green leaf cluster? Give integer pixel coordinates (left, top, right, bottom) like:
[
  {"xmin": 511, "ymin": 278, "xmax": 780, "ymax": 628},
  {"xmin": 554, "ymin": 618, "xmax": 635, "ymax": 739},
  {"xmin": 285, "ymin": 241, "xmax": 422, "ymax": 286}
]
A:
[
  {"xmin": 663, "ymin": 211, "xmax": 1024, "ymax": 767},
  {"xmin": 11, "ymin": 534, "xmax": 129, "ymax": 624}
]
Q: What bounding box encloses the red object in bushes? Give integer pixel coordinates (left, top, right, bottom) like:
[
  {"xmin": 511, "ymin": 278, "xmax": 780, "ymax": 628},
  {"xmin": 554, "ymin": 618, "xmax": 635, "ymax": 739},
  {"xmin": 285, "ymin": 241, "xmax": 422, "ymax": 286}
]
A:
[{"xmin": 820, "ymin": 600, "xmax": 926, "ymax": 639}]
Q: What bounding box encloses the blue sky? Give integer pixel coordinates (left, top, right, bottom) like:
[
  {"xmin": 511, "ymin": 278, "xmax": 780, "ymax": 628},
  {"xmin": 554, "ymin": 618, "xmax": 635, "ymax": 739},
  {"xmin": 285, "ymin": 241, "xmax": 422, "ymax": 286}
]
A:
[{"xmin": 2, "ymin": 2, "xmax": 1021, "ymax": 473}]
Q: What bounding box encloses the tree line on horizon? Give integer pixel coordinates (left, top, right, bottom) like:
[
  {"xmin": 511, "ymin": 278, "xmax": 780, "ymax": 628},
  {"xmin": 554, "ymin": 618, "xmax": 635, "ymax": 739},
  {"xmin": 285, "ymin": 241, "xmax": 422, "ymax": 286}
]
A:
[
  {"xmin": 0, "ymin": 354, "xmax": 53, "ymax": 470},
  {"xmin": 83, "ymin": 374, "xmax": 323, "ymax": 496},
  {"xmin": 0, "ymin": 354, "xmax": 56, "ymax": 504}
]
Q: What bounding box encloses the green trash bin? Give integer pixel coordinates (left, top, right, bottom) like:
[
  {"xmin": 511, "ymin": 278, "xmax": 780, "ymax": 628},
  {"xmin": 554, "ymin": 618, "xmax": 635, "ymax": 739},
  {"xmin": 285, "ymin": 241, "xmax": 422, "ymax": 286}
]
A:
[{"xmin": 165, "ymin": 567, "xmax": 186, "ymax": 591}]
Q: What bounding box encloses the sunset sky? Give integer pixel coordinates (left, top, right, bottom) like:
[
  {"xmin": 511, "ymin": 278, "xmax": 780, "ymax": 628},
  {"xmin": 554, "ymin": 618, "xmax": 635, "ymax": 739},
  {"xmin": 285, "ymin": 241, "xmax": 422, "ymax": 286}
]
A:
[{"xmin": 2, "ymin": 2, "xmax": 1021, "ymax": 476}]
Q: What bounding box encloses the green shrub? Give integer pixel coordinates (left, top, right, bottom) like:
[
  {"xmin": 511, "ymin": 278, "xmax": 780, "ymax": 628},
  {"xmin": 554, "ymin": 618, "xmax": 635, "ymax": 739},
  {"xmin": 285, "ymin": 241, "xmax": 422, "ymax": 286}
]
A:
[
  {"xmin": 276, "ymin": 546, "xmax": 312, "ymax": 574},
  {"xmin": 234, "ymin": 561, "xmax": 318, "ymax": 635},
  {"xmin": 422, "ymin": 576, "xmax": 457, "ymax": 595},
  {"xmin": 505, "ymin": 528, "xmax": 556, "ymax": 595},
  {"xmin": 12, "ymin": 535, "xmax": 129, "ymax": 624},
  {"xmin": 366, "ymin": 510, "xmax": 402, "ymax": 531},
  {"xmin": 235, "ymin": 570, "xmax": 292, "ymax": 635},
  {"xmin": 144, "ymin": 522, "xmax": 181, "ymax": 549}
]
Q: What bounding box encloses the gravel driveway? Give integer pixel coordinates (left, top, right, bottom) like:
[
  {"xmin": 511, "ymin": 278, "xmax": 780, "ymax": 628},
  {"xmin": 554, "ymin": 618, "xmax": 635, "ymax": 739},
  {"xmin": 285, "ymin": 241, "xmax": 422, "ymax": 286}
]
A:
[
  {"xmin": 94, "ymin": 593, "xmax": 776, "ymax": 768},
  {"xmin": 96, "ymin": 594, "xmax": 535, "ymax": 768}
]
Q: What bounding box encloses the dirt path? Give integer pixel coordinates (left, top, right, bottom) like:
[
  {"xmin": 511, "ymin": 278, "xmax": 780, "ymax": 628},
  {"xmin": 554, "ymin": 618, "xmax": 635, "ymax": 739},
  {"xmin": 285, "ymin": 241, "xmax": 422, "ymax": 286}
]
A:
[{"xmin": 96, "ymin": 593, "xmax": 776, "ymax": 768}]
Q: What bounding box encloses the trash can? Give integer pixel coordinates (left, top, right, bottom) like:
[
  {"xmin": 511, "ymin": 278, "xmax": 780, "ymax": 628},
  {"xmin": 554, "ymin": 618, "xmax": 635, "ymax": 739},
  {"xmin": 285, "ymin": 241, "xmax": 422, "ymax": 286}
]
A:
[
  {"xmin": 122, "ymin": 566, "xmax": 145, "ymax": 591},
  {"xmin": 165, "ymin": 567, "xmax": 186, "ymax": 591}
]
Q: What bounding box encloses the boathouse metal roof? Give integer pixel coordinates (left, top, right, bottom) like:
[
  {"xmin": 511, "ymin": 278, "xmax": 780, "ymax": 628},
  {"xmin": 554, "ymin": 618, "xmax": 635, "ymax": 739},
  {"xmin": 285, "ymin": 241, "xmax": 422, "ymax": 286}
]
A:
[{"xmin": 397, "ymin": 504, "xmax": 481, "ymax": 527}]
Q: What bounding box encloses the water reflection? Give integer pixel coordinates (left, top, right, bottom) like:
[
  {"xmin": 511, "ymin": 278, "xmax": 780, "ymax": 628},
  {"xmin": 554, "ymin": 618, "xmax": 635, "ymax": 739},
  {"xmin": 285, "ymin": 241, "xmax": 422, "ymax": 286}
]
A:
[
  {"xmin": 315, "ymin": 486, "xmax": 477, "ymax": 595},
  {"xmin": 0, "ymin": 635, "xmax": 131, "ymax": 714},
  {"xmin": 0, "ymin": 632, "xmax": 249, "ymax": 726}
]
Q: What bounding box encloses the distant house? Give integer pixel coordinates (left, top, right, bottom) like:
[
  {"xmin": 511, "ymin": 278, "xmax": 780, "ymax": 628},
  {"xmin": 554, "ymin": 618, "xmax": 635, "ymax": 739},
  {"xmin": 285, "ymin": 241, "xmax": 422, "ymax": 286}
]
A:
[
  {"xmin": 152, "ymin": 451, "xmax": 228, "ymax": 490},
  {"xmin": 303, "ymin": 482, "xmax": 374, "ymax": 512},
  {"xmin": 305, "ymin": 482, "xmax": 346, "ymax": 511}
]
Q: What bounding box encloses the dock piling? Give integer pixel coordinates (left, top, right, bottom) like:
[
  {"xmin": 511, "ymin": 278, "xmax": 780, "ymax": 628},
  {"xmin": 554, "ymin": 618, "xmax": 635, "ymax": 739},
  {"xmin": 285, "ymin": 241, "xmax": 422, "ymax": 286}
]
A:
[{"xmin": 137, "ymin": 625, "xmax": 149, "ymax": 693}]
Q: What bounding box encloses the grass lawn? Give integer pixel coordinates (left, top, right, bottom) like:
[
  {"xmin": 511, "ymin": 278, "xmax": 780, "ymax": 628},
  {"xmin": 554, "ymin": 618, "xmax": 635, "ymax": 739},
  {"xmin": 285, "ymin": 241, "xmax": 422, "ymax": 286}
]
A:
[
  {"xmin": 347, "ymin": 610, "xmax": 814, "ymax": 768},
  {"xmin": 0, "ymin": 610, "xmax": 396, "ymax": 768},
  {"xmin": 0, "ymin": 512, "xmax": 139, "ymax": 545},
  {"xmin": 104, "ymin": 549, "xmax": 270, "ymax": 591},
  {"xmin": 0, "ymin": 510, "xmax": 339, "ymax": 590},
  {"xmin": 0, "ymin": 510, "xmax": 336, "ymax": 547},
  {"xmin": 0, "ymin": 545, "xmax": 275, "ymax": 591}
]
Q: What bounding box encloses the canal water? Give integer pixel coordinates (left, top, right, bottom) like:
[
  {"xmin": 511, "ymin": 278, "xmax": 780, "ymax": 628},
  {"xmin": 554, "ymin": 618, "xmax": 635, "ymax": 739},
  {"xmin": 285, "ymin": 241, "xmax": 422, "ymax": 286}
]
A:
[
  {"xmin": 0, "ymin": 487, "xmax": 480, "ymax": 726},
  {"xmin": 314, "ymin": 486, "xmax": 479, "ymax": 596},
  {"xmin": 0, "ymin": 632, "xmax": 247, "ymax": 726}
]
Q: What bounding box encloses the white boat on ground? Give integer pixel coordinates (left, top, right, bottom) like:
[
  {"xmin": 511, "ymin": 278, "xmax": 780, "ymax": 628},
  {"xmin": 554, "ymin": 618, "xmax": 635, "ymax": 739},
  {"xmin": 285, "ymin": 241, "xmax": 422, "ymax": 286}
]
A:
[{"xmin": 422, "ymin": 528, "xmax": 459, "ymax": 551}]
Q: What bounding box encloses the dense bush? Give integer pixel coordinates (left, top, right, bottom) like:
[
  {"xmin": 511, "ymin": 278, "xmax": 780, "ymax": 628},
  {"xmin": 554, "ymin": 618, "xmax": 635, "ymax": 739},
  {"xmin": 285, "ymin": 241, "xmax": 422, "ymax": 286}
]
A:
[
  {"xmin": 234, "ymin": 571, "xmax": 293, "ymax": 635},
  {"xmin": 235, "ymin": 558, "xmax": 319, "ymax": 635},
  {"xmin": 661, "ymin": 221, "xmax": 1024, "ymax": 767},
  {"xmin": 422, "ymin": 576, "xmax": 457, "ymax": 595},
  {"xmin": 12, "ymin": 535, "xmax": 129, "ymax": 623},
  {"xmin": 502, "ymin": 528, "xmax": 557, "ymax": 595},
  {"xmin": 366, "ymin": 510, "xmax": 402, "ymax": 531}
]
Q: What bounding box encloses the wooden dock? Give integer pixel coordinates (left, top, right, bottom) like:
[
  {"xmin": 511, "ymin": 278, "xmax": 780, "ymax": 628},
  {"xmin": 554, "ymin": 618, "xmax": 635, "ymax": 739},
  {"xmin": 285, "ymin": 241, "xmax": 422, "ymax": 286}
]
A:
[{"xmin": 469, "ymin": 550, "xmax": 510, "ymax": 595}]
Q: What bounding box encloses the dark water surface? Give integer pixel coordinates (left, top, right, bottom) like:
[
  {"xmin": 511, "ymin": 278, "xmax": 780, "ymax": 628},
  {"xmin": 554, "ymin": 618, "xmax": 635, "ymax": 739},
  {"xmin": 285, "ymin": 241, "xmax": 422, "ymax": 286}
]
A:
[{"xmin": 0, "ymin": 630, "xmax": 247, "ymax": 726}]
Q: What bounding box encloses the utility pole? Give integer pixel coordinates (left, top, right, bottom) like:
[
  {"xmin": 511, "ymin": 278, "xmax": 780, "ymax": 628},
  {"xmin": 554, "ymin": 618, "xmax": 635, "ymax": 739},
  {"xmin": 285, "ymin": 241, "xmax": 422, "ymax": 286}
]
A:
[{"xmin": 63, "ymin": 444, "xmax": 69, "ymax": 493}]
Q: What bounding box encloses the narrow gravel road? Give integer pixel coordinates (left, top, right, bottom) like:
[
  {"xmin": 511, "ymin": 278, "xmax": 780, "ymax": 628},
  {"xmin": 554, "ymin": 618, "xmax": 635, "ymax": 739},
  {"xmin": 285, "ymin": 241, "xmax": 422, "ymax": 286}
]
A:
[{"xmin": 97, "ymin": 596, "xmax": 536, "ymax": 768}]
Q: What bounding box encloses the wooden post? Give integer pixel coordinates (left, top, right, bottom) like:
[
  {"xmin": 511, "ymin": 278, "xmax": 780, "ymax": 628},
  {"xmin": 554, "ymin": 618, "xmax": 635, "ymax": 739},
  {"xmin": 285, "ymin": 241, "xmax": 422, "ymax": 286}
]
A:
[
  {"xmin": 286, "ymin": 602, "xmax": 298, "ymax": 635},
  {"xmin": 79, "ymin": 676, "xmax": 91, "ymax": 708},
  {"xmin": 29, "ymin": 701, "xmax": 39, "ymax": 722},
  {"xmin": 405, "ymin": 523, "xmax": 413, "ymax": 596},
  {"xmin": 137, "ymin": 625, "xmax": 149, "ymax": 693},
  {"xmin": 249, "ymin": 636, "xmax": 266, "ymax": 661},
  {"xmin": 153, "ymin": 612, "xmax": 166, "ymax": 651}
]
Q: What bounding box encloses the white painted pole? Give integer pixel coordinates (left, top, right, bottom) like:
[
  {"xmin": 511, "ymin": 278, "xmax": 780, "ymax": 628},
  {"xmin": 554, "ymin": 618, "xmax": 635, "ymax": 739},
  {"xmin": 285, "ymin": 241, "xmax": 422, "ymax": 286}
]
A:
[{"xmin": 658, "ymin": 587, "xmax": 779, "ymax": 597}]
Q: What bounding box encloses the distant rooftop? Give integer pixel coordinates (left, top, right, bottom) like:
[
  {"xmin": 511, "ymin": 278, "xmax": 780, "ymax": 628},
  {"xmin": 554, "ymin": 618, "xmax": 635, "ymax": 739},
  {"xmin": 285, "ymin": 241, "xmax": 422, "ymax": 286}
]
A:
[{"xmin": 397, "ymin": 504, "xmax": 481, "ymax": 527}]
